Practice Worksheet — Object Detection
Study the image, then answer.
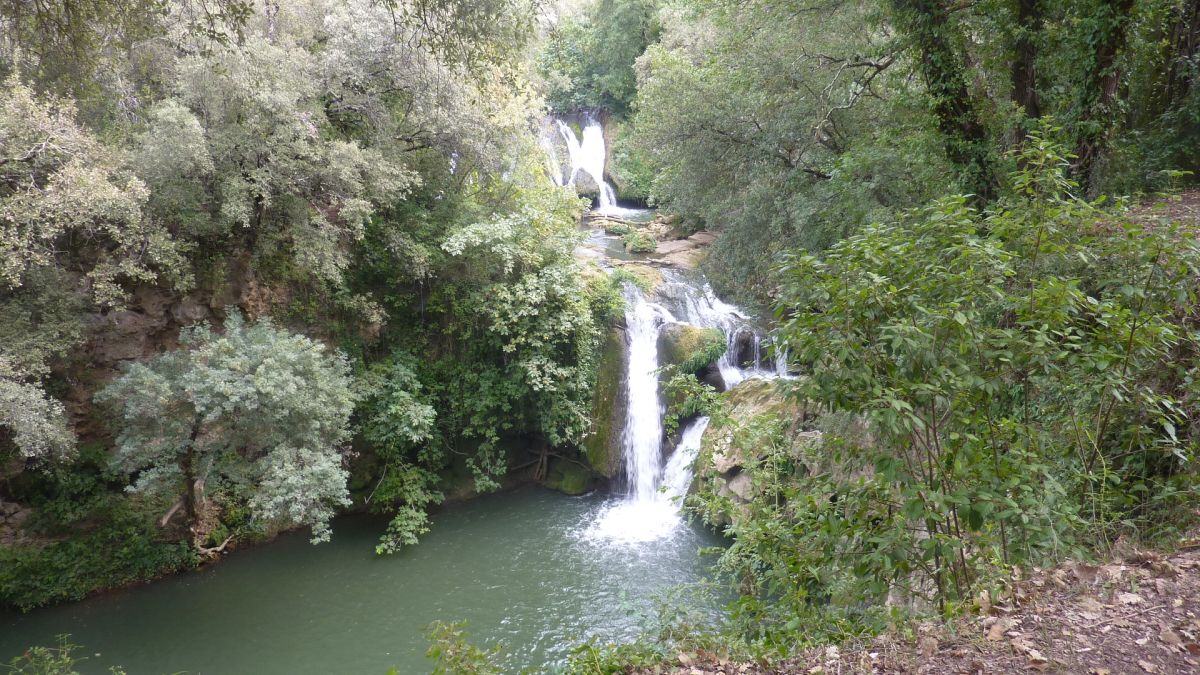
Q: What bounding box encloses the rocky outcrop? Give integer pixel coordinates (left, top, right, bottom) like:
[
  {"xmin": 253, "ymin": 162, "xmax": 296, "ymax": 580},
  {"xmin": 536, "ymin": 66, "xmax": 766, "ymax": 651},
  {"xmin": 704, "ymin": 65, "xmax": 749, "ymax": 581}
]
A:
[
  {"xmin": 573, "ymin": 170, "xmax": 601, "ymax": 201},
  {"xmin": 0, "ymin": 499, "xmax": 33, "ymax": 548},
  {"xmin": 582, "ymin": 326, "xmax": 628, "ymax": 480},
  {"xmin": 594, "ymin": 211, "xmax": 716, "ymax": 271},
  {"xmin": 544, "ymin": 458, "xmax": 593, "ymax": 495},
  {"xmin": 697, "ymin": 378, "xmax": 819, "ymax": 526},
  {"xmin": 658, "ymin": 324, "xmax": 726, "ymax": 373}
]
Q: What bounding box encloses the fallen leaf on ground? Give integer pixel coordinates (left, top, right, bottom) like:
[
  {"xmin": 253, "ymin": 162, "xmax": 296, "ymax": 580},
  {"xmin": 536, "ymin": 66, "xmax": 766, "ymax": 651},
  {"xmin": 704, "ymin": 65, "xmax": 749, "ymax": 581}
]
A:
[{"xmin": 986, "ymin": 618, "xmax": 1011, "ymax": 641}]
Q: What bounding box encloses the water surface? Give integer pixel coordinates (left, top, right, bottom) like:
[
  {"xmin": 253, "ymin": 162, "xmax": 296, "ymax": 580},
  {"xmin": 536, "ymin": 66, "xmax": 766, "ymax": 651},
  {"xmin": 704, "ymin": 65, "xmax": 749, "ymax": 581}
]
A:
[{"xmin": 1, "ymin": 489, "xmax": 722, "ymax": 674}]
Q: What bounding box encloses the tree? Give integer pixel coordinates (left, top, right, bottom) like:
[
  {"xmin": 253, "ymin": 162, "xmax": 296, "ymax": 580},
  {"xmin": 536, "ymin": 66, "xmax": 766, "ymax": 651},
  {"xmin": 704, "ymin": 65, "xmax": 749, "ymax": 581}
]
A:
[
  {"xmin": 1070, "ymin": 0, "xmax": 1138, "ymax": 191},
  {"xmin": 97, "ymin": 312, "xmax": 356, "ymax": 546},
  {"xmin": 0, "ymin": 75, "xmax": 185, "ymax": 463},
  {"xmin": 890, "ymin": 0, "xmax": 998, "ymax": 203},
  {"xmin": 538, "ymin": 0, "xmax": 662, "ymax": 114},
  {"xmin": 0, "ymin": 75, "xmax": 185, "ymax": 309}
]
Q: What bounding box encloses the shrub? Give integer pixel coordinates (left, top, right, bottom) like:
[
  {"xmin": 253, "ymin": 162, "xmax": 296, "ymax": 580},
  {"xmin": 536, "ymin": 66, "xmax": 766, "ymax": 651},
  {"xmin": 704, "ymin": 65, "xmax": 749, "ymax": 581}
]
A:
[
  {"xmin": 623, "ymin": 230, "xmax": 656, "ymax": 253},
  {"xmin": 760, "ymin": 136, "xmax": 1200, "ymax": 617}
]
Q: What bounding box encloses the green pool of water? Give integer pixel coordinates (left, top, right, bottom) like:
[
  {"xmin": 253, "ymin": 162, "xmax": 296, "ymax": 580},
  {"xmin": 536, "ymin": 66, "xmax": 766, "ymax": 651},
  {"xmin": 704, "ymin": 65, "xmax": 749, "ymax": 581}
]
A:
[{"xmin": 1, "ymin": 489, "xmax": 723, "ymax": 674}]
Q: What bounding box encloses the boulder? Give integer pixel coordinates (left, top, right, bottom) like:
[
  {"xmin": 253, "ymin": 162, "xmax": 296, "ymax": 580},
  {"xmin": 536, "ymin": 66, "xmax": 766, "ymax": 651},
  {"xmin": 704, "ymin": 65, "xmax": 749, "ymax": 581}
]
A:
[
  {"xmin": 544, "ymin": 458, "xmax": 592, "ymax": 496},
  {"xmin": 725, "ymin": 472, "xmax": 754, "ymax": 501},
  {"xmin": 572, "ymin": 170, "xmax": 601, "ymax": 201},
  {"xmin": 582, "ymin": 326, "xmax": 628, "ymax": 480},
  {"xmin": 658, "ymin": 324, "xmax": 726, "ymax": 373}
]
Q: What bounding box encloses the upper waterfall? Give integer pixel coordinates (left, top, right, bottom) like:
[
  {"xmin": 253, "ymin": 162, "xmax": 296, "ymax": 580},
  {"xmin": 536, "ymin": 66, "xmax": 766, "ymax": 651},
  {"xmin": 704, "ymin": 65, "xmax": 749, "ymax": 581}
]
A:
[{"xmin": 542, "ymin": 113, "xmax": 641, "ymax": 218}]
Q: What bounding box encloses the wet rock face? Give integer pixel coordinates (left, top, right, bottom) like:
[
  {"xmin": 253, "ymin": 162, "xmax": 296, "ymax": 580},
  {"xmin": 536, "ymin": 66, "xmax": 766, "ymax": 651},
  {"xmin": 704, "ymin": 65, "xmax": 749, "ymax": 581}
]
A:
[
  {"xmin": 583, "ymin": 326, "xmax": 629, "ymax": 480},
  {"xmin": 544, "ymin": 458, "xmax": 593, "ymax": 496}
]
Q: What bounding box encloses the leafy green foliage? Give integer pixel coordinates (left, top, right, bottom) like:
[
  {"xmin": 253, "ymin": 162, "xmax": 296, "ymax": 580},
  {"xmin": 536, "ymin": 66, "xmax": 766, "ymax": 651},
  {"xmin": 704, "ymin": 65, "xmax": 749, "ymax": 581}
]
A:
[
  {"xmin": 0, "ymin": 75, "xmax": 185, "ymax": 308},
  {"xmin": 622, "ymin": 230, "xmax": 656, "ymax": 253},
  {"xmin": 661, "ymin": 371, "xmax": 720, "ymax": 436},
  {"xmin": 720, "ymin": 139, "xmax": 1200, "ymax": 628},
  {"xmin": 97, "ymin": 313, "xmax": 356, "ymax": 544},
  {"xmin": 356, "ymin": 355, "xmax": 442, "ymax": 554},
  {"xmin": 421, "ymin": 621, "xmax": 506, "ymax": 675},
  {"xmin": 630, "ymin": 0, "xmax": 951, "ymax": 305},
  {"xmin": 538, "ymin": 0, "xmax": 662, "ymax": 114},
  {"xmin": 1, "ymin": 443, "xmax": 195, "ymax": 612},
  {"xmin": 3, "ymin": 635, "xmax": 105, "ymax": 675},
  {"xmin": 0, "ymin": 509, "xmax": 197, "ymax": 612}
]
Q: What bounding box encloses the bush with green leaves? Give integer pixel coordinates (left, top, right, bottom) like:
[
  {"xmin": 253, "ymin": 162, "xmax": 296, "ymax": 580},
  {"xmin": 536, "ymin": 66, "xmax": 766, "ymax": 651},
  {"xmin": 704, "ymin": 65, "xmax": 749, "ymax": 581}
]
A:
[
  {"xmin": 713, "ymin": 137, "xmax": 1200, "ymax": 630},
  {"xmin": 97, "ymin": 312, "xmax": 356, "ymax": 546},
  {"xmin": 356, "ymin": 355, "xmax": 442, "ymax": 554},
  {"xmin": 419, "ymin": 621, "xmax": 505, "ymax": 675},
  {"xmin": 622, "ymin": 230, "xmax": 656, "ymax": 253}
]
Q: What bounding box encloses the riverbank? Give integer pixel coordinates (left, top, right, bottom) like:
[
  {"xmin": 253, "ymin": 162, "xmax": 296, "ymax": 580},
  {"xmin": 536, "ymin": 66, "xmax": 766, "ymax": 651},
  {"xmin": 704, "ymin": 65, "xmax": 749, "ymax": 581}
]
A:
[{"xmin": 635, "ymin": 542, "xmax": 1200, "ymax": 674}]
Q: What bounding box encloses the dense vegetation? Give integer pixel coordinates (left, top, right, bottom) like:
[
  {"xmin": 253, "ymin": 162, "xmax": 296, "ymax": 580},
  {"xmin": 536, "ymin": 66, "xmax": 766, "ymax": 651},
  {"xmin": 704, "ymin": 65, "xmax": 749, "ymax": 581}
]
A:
[
  {"xmin": 536, "ymin": 0, "xmax": 1200, "ymax": 666},
  {"xmin": 4, "ymin": 0, "xmax": 1200, "ymax": 671},
  {"xmin": 0, "ymin": 0, "xmax": 614, "ymax": 609}
]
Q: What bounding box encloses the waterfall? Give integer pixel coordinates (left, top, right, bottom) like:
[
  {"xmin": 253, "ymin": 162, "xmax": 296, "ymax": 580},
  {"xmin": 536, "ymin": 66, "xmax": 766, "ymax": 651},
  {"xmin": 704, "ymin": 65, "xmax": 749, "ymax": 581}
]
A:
[
  {"xmin": 548, "ymin": 120, "xmax": 786, "ymax": 545},
  {"xmin": 657, "ymin": 270, "xmax": 785, "ymax": 388},
  {"xmin": 581, "ymin": 272, "xmax": 790, "ymax": 544},
  {"xmin": 662, "ymin": 417, "xmax": 711, "ymax": 501},
  {"xmin": 542, "ymin": 114, "xmax": 638, "ymax": 217},
  {"xmin": 620, "ymin": 284, "xmax": 674, "ymax": 501}
]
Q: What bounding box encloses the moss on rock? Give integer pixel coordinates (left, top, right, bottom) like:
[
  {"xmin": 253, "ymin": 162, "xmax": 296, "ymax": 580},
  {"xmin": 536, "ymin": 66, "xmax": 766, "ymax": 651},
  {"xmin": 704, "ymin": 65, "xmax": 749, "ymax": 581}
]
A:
[
  {"xmin": 582, "ymin": 326, "xmax": 627, "ymax": 479},
  {"xmin": 544, "ymin": 459, "xmax": 592, "ymax": 495},
  {"xmin": 658, "ymin": 324, "xmax": 726, "ymax": 373},
  {"xmin": 614, "ymin": 263, "xmax": 663, "ymax": 293}
]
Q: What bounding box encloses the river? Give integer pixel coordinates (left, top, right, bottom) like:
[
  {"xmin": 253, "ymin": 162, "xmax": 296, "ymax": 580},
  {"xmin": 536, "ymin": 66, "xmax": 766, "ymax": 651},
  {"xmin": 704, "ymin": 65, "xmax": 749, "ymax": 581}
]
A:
[{"xmin": 0, "ymin": 489, "xmax": 723, "ymax": 673}]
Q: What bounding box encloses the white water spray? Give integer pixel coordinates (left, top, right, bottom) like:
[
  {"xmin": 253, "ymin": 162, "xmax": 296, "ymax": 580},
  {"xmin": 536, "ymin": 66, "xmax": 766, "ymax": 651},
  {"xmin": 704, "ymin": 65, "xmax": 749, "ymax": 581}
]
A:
[
  {"xmin": 544, "ymin": 114, "xmax": 641, "ymax": 217},
  {"xmin": 662, "ymin": 417, "xmax": 711, "ymax": 501},
  {"xmin": 621, "ymin": 285, "xmax": 674, "ymax": 501}
]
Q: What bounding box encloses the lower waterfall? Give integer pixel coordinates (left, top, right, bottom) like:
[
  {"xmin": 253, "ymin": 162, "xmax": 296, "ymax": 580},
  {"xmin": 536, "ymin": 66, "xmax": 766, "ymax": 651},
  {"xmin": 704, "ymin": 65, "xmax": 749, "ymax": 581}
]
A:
[{"xmin": 583, "ymin": 278, "xmax": 775, "ymax": 544}]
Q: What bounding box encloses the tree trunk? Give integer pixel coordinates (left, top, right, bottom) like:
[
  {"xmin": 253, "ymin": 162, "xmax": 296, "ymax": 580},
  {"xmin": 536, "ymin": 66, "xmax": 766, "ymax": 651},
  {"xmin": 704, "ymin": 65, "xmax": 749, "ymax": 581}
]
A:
[
  {"xmin": 181, "ymin": 417, "xmax": 203, "ymax": 545},
  {"xmin": 1162, "ymin": 0, "xmax": 1200, "ymax": 112},
  {"xmin": 1011, "ymin": 0, "xmax": 1043, "ymax": 123},
  {"xmin": 892, "ymin": 0, "xmax": 998, "ymax": 204},
  {"xmin": 1072, "ymin": 0, "xmax": 1137, "ymax": 193}
]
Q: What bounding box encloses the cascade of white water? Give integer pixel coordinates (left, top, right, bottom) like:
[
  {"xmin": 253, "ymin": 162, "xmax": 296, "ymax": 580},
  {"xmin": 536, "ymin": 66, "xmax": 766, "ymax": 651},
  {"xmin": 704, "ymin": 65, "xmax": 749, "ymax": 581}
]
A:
[
  {"xmin": 582, "ymin": 274, "xmax": 788, "ymax": 544},
  {"xmin": 543, "ymin": 114, "xmax": 640, "ymax": 217},
  {"xmin": 662, "ymin": 417, "xmax": 711, "ymax": 501},
  {"xmin": 578, "ymin": 121, "xmax": 618, "ymax": 212},
  {"xmin": 620, "ymin": 284, "xmax": 673, "ymax": 501},
  {"xmin": 656, "ymin": 271, "xmax": 785, "ymax": 387}
]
